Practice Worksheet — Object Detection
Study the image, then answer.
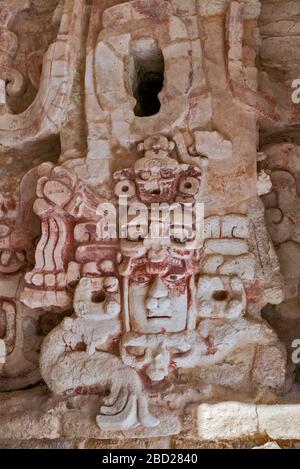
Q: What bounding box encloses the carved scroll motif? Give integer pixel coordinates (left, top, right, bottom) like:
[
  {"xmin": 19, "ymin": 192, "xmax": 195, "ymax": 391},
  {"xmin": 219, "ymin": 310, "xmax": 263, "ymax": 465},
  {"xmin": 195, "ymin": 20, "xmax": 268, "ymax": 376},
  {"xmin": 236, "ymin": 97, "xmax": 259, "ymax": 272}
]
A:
[{"xmin": 21, "ymin": 163, "xmax": 81, "ymax": 311}]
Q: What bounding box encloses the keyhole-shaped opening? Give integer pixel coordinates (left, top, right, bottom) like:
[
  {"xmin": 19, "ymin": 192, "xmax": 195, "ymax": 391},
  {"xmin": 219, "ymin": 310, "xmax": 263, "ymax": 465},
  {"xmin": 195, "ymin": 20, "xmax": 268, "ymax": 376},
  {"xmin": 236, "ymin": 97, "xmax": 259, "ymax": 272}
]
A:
[{"xmin": 129, "ymin": 39, "xmax": 164, "ymax": 117}]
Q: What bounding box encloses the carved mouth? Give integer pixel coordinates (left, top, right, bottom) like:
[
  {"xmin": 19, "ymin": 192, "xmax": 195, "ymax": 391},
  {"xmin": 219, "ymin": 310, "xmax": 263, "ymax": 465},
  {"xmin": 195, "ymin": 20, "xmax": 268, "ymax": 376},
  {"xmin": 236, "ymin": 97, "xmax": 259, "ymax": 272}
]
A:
[
  {"xmin": 147, "ymin": 309, "xmax": 172, "ymax": 319},
  {"xmin": 137, "ymin": 186, "xmax": 171, "ymax": 201}
]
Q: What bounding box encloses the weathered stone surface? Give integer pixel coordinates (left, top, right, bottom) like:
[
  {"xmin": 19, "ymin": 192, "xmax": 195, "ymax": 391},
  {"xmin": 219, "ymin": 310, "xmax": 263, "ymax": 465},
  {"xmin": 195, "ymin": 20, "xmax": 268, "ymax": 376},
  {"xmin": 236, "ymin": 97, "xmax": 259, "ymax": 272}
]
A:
[
  {"xmin": 253, "ymin": 442, "xmax": 281, "ymax": 450},
  {"xmin": 194, "ymin": 131, "xmax": 233, "ymax": 160},
  {"xmin": 83, "ymin": 437, "xmax": 171, "ymax": 449},
  {"xmin": 197, "ymin": 0, "xmax": 261, "ymax": 19},
  {"xmin": 197, "ymin": 403, "xmax": 258, "ymax": 440},
  {"xmin": 257, "ymin": 405, "xmax": 300, "ymax": 440},
  {"xmin": 198, "ymin": 402, "xmax": 300, "ymax": 441},
  {"xmin": 0, "ymin": 439, "xmax": 79, "ymax": 449},
  {"xmin": 261, "ymin": 37, "xmax": 300, "ymax": 69}
]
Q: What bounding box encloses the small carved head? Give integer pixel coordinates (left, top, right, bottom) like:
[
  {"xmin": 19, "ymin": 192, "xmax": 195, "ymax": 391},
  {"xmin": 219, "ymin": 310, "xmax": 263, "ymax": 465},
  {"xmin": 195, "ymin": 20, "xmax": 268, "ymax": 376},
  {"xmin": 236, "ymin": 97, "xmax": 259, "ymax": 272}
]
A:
[
  {"xmin": 197, "ymin": 275, "xmax": 246, "ymax": 319},
  {"xmin": 121, "ymin": 331, "xmax": 199, "ymax": 383},
  {"xmin": 134, "ymin": 136, "xmax": 180, "ymax": 203},
  {"xmin": 114, "ymin": 135, "xmax": 202, "ymax": 206},
  {"xmin": 74, "ymin": 276, "xmax": 121, "ymax": 319}
]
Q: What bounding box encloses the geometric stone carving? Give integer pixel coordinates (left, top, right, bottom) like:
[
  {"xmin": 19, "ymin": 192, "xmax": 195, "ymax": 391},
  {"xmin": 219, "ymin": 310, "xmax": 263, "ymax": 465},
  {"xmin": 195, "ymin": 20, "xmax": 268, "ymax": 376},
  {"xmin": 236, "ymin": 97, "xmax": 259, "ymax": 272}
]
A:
[{"xmin": 261, "ymin": 143, "xmax": 300, "ymax": 306}]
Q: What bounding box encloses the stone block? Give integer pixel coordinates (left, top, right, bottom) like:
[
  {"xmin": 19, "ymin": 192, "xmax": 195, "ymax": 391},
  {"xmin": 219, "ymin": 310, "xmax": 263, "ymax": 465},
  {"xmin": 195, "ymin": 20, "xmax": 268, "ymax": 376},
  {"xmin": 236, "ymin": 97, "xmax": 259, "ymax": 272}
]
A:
[
  {"xmin": 197, "ymin": 402, "xmax": 258, "ymax": 440},
  {"xmin": 257, "ymin": 405, "xmax": 300, "ymax": 440}
]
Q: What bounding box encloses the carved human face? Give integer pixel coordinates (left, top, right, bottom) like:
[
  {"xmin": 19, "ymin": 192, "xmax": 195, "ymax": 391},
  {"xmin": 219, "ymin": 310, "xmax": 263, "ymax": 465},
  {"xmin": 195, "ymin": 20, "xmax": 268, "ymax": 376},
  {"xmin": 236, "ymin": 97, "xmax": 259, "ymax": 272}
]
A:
[
  {"xmin": 128, "ymin": 257, "xmax": 189, "ymax": 333},
  {"xmin": 135, "ymin": 165, "xmax": 179, "ymax": 203},
  {"xmin": 134, "ymin": 144, "xmax": 180, "ymax": 204},
  {"xmin": 121, "ymin": 331, "xmax": 199, "ymax": 382},
  {"xmin": 122, "ymin": 333, "xmax": 171, "ymax": 381}
]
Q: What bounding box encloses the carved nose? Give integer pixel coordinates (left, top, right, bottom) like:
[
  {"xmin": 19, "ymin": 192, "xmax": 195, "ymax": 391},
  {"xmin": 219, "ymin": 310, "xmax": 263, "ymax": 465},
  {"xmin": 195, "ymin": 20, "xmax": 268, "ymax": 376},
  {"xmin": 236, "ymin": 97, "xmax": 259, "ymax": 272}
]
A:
[
  {"xmin": 148, "ymin": 278, "xmax": 169, "ymax": 299},
  {"xmin": 146, "ymin": 297, "xmax": 171, "ymax": 313},
  {"xmin": 146, "ymin": 278, "xmax": 170, "ymax": 313},
  {"xmin": 147, "ymin": 347, "xmax": 170, "ymax": 382},
  {"xmin": 146, "ymin": 297, "xmax": 158, "ymax": 310},
  {"xmin": 144, "ymin": 178, "xmax": 160, "ymax": 192}
]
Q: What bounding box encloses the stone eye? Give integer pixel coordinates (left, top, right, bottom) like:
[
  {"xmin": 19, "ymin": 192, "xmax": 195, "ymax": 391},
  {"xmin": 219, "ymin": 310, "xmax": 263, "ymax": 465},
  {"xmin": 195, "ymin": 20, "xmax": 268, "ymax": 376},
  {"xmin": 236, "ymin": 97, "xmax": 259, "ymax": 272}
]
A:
[
  {"xmin": 172, "ymin": 232, "xmax": 189, "ymax": 243},
  {"xmin": 140, "ymin": 171, "xmax": 151, "ymax": 180},
  {"xmin": 161, "ymin": 169, "xmax": 173, "ymax": 178},
  {"xmin": 166, "ymin": 274, "xmax": 185, "ymax": 282},
  {"xmin": 135, "ymin": 275, "xmax": 150, "ymax": 284}
]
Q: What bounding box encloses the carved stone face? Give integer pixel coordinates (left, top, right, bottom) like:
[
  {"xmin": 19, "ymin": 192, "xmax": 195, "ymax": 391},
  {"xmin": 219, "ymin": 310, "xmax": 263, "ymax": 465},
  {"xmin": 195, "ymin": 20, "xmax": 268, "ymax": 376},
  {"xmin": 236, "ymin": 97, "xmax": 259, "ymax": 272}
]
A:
[
  {"xmin": 74, "ymin": 276, "xmax": 121, "ymax": 319},
  {"xmin": 121, "ymin": 331, "xmax": 198, "ymax": 382},
  {"xmin": 135, "ymin": 158, "xmax": 180, "ymax": 204},
  {"xmin": 114, "ymin": 136, "xmax": 202, "ymax": 208},
  {"xmin": 197, "ymin": 275, "xmax": 246, "ymax": 319},
  {"xmin": 122, "ymin": 333, "xmax": 172, "ymax": 382},
  {"xmin": 128, "ymin": 255, "xmax": 189, "ymax": 334},
  {"xmin": 134, "ymin": 135, "xmax": 179, "ymax": 204}
]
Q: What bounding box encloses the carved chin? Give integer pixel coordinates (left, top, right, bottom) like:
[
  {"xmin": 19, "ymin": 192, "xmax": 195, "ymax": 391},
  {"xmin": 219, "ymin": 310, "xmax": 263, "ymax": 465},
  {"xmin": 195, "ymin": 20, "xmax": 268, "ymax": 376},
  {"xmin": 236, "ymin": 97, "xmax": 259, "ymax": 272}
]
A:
[
  {"xmin": 146, "ymin": 367, "xmax": 168, "ymax": 382},
  {"xmin": 137, "ymin": 185, "xmax": 175, "ymax": 203}
]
